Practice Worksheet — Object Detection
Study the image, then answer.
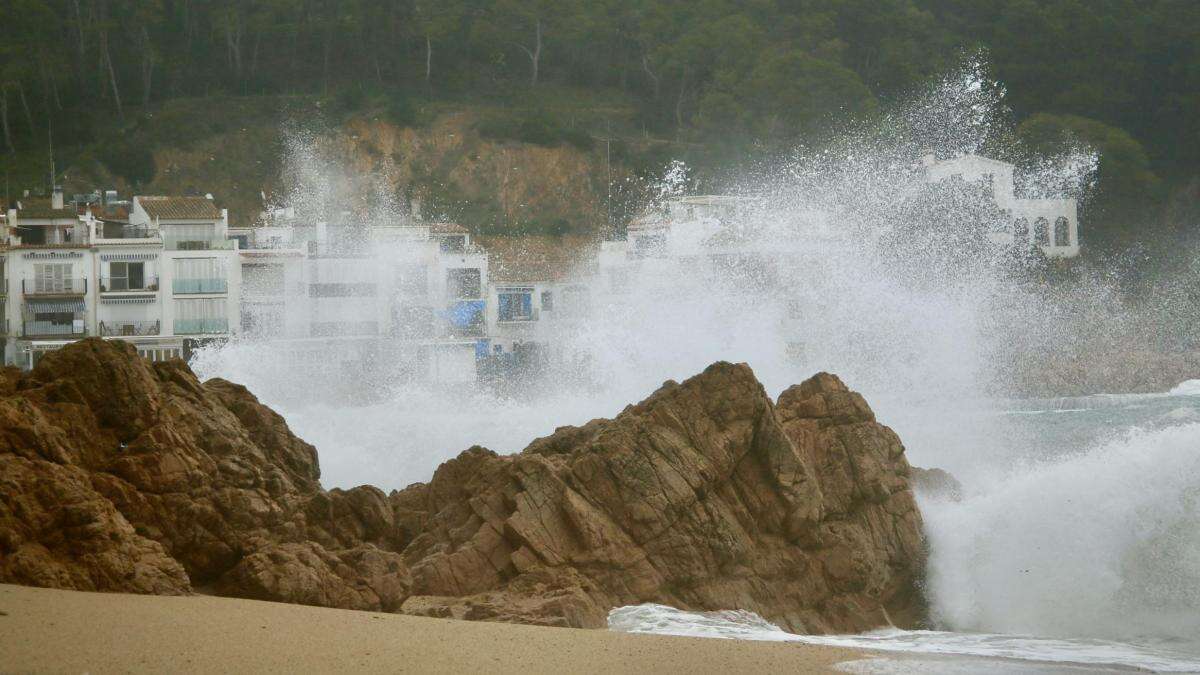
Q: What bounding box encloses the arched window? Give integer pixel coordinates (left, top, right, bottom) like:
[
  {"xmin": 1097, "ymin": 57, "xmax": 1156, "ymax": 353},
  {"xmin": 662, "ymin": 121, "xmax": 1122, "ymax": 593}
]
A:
[
  {"xmin": 1054, "ymin": 217, "xmax": 1070, "ymax": 247},
  {"xmin": 1013, "ymin": 218, "xmax": 1029, "ymax": 247},
  {"xmin": 1033, "ymin": 217, "xmax": 1050, "ymax": 245}
]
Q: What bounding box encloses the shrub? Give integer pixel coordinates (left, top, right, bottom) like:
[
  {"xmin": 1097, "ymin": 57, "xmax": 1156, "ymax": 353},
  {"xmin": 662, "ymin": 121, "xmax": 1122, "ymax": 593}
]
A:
[
  {"xmin": 386, "ymin": 95, "xmax": 418, "ymax": 127},
  {"xmin": 478, "ymin": 111, "xmax": 593, "ymax": 151},
  {"xmin": 99, "ymin": 140, "xmax": 156, "ymax": 185},
  {"xmin": 560, "ymin": 127, "xmax": 595, "ymax": 151},
  {"xmin": 334, "ymin": 87, "xmax": 366, "ymax": 113}
]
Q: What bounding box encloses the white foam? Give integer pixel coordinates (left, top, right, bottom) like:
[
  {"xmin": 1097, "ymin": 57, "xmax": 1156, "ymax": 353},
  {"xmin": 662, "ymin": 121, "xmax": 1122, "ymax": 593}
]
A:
[
  {"xmin": 1168, "ymin": 379, "xmax": 1200, "ymax": 396},
  {"xmin": 608, "ymin": 604, "xmax": 1200, "ymax": 672}
]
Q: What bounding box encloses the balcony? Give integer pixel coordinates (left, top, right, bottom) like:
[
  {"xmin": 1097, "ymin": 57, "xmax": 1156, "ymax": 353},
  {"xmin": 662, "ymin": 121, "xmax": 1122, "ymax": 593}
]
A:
[
  {"xmin": 23, "ymin": 278, "xmax": 87, "ymax": 296},
  {"xmin": 164, "ymin": 236, "xmax": 236, "ymax": 251},
  {"xmin": 173, "ymin": 278, "xmax": 228, "ymax": 294},
  {"xmin": 95, "ymin": 225, "xmax": 161, "ymax": 244},
  {"xmin": 100, "ymin": 276, "xmax": 160, "ymax": 293},
  {"xmin": 174, "ymin": 318, "xmax": 229, "ymax": 335},
  {"xmin": 23, "ymin": 321, "xmax": 87, "ymax": 339},
  {"xmin": 100, "ymin": 320, "xmax": 160, "ymax": 337}
]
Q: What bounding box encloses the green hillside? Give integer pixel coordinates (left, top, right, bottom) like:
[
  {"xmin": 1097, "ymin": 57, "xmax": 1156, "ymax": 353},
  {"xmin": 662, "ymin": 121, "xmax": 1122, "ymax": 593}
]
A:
[{"xmin": 1, "ymin": 0, "xmax": 1197, "ymax": 250}]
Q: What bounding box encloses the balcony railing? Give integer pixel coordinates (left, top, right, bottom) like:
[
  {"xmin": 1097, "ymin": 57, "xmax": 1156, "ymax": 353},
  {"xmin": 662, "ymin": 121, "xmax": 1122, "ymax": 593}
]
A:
[
  {"xmin": 100, "ymin": 320, "xmax": 160, "ymax": 336},
  {"xmin": 497, "ymin": 308, "xmax": 540, "ymax": 323},
  {"xmin": 163, "ymin": 236, "xmax": 236, "ymax": 251},
  {"xmin": 23, "ymin": 321, "xmax": 88, "ymax": 338},
  {"xmin": 174, "ymin": 318, "xmax": 229, "ymax": 335},
  {"xmin": 23, "ymin": 278, "xmax": 87, "ymax": 295},
  {"xmin": 100, "ymin": 276, "xmax": 160, "ymax": 293},
  {"xmin": 95, "ymin": 225, "xmax": 159, "ymax": 242},
  {"xmin": 173, "ymin": 278, "xmax": 228, "ymax": 294}
]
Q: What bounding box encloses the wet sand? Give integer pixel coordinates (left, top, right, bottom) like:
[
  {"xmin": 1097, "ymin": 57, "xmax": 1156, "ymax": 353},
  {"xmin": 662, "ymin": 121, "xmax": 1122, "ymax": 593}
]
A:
[{"xmin": 0, "ymin": 584, "xmax": 865, "ymax": 674}]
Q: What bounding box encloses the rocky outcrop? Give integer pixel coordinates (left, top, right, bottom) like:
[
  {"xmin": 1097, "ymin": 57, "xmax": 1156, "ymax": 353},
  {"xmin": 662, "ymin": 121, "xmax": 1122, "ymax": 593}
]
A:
[
  {"xmin": 910, "ymin": 467, "xmax": 964, "ymax": 502},
  {"xmin": 0, "ymin": 339, "xmax": 924, "ymax": 633},
  {"xmin": 394, "ymin": 365, "xmax": 924, "ymax": 631},
  {"xmin": 0, "ymin": 339, "xmax": 407, "ymax": 611}
]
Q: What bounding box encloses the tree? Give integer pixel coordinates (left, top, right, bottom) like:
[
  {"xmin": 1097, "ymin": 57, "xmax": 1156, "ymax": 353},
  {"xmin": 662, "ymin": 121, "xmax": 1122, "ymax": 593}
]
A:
[
  {"xmin": 414, "ymin": 0, "xmax": 465, "ymax": 87},
  {"xmin": 1018, "ymin": 113, "xmax": 1163, "ymax": 249},
  {"xmin": 743, "ymin": 50, "xmax": 878, "ymax": 141}
]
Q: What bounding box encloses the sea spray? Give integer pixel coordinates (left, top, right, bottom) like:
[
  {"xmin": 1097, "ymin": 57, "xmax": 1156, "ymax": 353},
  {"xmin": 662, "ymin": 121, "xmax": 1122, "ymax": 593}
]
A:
[
  {"xmin": 922, "ymin": 422, "xmax": 1200, "ymax": 642},
  {"xmin": 190, "ymin": 60, "xmax": 1200, "ymax": 651}
]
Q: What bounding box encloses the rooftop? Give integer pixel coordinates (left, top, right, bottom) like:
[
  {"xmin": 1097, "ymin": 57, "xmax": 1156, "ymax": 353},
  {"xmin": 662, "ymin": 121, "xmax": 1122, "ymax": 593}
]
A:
[
  {"xmin": 12, "ymin": 200, "xmax": 78, "ymax": 221},
  {"xmin": 138, "ymin": 196, "xmax": 223, "ymax": 221}
]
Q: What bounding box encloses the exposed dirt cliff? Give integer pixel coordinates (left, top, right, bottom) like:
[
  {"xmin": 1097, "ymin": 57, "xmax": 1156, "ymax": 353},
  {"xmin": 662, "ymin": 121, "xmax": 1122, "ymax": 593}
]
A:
[{"xmin": 0, "ymin": 339, "xmax": 924, "ymax": 632}]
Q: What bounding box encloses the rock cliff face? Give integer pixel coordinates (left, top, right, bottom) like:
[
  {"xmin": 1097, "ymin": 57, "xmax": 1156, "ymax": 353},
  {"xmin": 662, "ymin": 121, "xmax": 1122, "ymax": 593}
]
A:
[{"xmin": 0, "ymin": 339, "xmax": 924, "ymax": 632}]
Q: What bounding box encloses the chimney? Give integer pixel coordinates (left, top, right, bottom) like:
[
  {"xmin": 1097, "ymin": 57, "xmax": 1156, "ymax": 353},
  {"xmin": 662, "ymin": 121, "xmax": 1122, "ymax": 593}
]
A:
[{"xmin": 51, "ymin": 185, "xmax": 64, "ymax": 209}]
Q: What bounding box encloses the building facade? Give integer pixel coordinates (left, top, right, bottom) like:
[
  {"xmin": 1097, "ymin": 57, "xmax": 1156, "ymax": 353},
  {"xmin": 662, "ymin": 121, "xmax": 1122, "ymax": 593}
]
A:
[
  {"xmin": 233, "ymin": 214, "xmax": 489, "ymax": 385},
  {"xmin": 921, "ymin": 153, "xmax": 1081, "ymax": 258},
  {"xmin": 1, "ymin": 191, "xmax": 241, "ymax": 368}
]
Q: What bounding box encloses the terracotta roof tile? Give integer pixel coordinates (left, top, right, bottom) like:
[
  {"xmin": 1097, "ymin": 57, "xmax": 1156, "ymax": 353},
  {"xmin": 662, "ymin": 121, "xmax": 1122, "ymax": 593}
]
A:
[
  {"xmin": 13, "ymin": 198, "xmax": 77, "ymax": 219},
  {"xmin": 138, "ymin": 196, "xmax": 222, "ymax": 221}
]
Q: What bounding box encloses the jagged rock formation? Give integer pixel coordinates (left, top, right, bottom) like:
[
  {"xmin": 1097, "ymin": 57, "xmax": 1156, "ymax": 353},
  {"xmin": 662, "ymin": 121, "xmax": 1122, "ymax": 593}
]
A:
[
  {"xmin": 910, "ymin": 467, "xmax": 964, "ymax": 502},
  {"xmin": 0, "ymin": 339, "xmax": 924, "ymax": 632}
]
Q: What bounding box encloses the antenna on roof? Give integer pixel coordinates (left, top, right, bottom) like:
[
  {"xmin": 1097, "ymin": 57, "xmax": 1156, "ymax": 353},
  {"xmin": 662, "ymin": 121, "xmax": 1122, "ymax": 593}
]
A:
[{"xmin": 47, "ymin": 121, "xmax": 55, "ymax": 193}]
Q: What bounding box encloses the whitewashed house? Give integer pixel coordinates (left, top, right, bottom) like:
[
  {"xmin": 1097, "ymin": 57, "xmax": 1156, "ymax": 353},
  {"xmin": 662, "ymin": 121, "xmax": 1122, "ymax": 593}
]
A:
[
  {"xmin": 234, "ymin": 214, "xmax": 489, "ymax": 385},
  {"xmin": 0, "ymin": 191, "xmax": 241, "ymax": 368},
  {"xmin": 921, "ymin": 153, "xmax": 1080, "ymax": 257}
]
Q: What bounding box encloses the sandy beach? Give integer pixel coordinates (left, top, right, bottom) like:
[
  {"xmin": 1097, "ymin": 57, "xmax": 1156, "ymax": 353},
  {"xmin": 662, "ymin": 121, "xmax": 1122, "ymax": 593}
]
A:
[{"xmin": 0, "ymin": 584, "xmax": 865, "ymax": 674}]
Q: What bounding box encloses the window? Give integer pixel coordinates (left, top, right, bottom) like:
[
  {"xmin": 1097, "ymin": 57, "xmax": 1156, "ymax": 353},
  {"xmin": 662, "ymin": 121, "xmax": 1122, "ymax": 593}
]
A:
[
  {"xmin": 438, "ymin": 235, "xmax": 466, "ymax": 253},
  {"xmin": 106, "ymin": 261, "xmax": 147, "ymax": 291},
  {"xmin": 165, "ymin": 223, "xmax": 217, "ymax": 249},
  {"xmin": 34, "ymin": 311, "xmax": 74, "ymax": 327},
  {"xmin": 540, "ymin": 290, "xmax": 554, "ymax": 312},
  {"xmin": 173, "ymin": 258, "xmax": 227, "ymax": 294},
  {"xmin": 244, "ymin": 264, "xmax": 285, "ymax": 296},
  {"xmin": 174, "ymin": 297, "xmax": 228, "ymax": 334},
  {"xmin": 1033, "ymin": 217, "xmax": 1050, "ymax": 246},
  {"xmin": 1054, "ymin": 217, "xmax": 1070, "ymax": 247},
  {"xmin": 1013, "ymin": 218, "xmax": 1030, "ymax": 247},
  {"xmin": 498, "ymin": 288, "xmax": 534, "ymax": 322},
  {"xmin": 33, "ymin": 263, "xmax": 73, "ymax": 293},
  {"xmin": 446, "ymin": 268, "xmax": 482, "ymax": 300},
  {"xmin": 633, "ymin": 233, "xmax": 666, "ymax": 258}
]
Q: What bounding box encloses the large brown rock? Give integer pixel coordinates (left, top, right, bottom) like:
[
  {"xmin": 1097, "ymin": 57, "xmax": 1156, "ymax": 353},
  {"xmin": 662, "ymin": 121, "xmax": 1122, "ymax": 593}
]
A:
[
  {"xmin": 0, "ymin": 339, "xmax": 924, "ymax": 634},
  {"xmin": 0, "ymin": 339, "xmax": 406, "ymax": 609},
  {"xmin": 395, "ymin": 363, "xmax": 924, "ymax": 632}
]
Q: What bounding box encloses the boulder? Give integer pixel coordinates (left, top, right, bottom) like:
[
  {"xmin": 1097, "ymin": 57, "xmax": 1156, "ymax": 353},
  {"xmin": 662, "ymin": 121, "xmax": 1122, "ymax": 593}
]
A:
[
  {"xmin": 0, "ymin": 339, "xmax": 405, "ymax": 608},
  {"xmin": 394, "ymin": 363, "xmax": 924, "ymax": 632},
  {"xmin": 0, "ymin": 339, "xmax": 925, "ymax": 633}
]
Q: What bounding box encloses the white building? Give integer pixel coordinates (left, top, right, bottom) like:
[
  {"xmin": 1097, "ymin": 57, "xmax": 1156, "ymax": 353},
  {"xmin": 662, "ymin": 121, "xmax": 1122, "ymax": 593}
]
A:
[
  {"xmin": 233, "ymin": 215, "xmax": 489, "ymax": 385},
  {"xmin": 921, "ymin": 153, "xmax": 1080, "ymax": 257},
  {"xmin": 1, "ymin": 190, "xmax": 241, "ymax": 368}
]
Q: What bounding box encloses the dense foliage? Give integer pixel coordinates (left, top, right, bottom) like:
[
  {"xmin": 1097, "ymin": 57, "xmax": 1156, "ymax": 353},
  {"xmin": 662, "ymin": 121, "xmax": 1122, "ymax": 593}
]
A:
[{"xmin": 0, "ymin": 0, "xmax": 1196, "ymax": 248}]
